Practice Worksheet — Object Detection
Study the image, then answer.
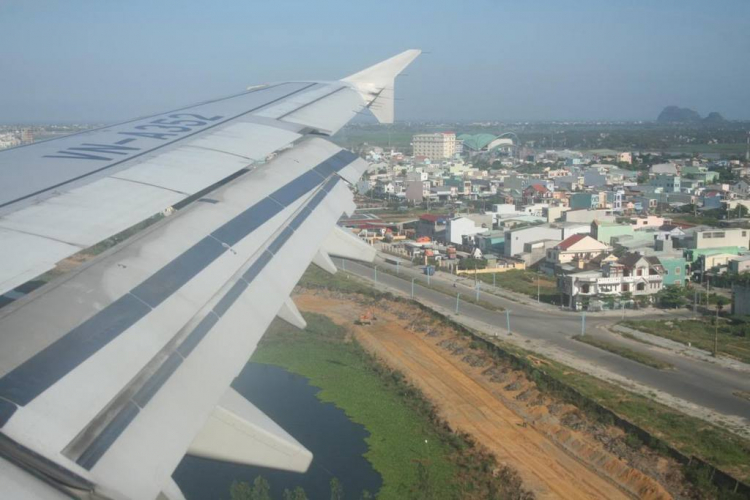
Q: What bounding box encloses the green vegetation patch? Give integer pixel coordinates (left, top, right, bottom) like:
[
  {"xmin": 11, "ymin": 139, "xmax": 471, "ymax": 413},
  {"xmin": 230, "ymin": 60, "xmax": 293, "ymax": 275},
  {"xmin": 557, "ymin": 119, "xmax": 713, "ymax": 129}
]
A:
[
  {"xmin": 252, "ymin": 314, "xmax": 459, "ymax": 499},
  {"xmin": 477, "ymin": 269, "xmax": 560, "ymax": 305},
  {"xmin": 622, "ymin": 319, "xmax": 750, "ymax": 364},
  {"xmin": 572, "ymin": 334, "xmax": 673, "ymax": 370}
]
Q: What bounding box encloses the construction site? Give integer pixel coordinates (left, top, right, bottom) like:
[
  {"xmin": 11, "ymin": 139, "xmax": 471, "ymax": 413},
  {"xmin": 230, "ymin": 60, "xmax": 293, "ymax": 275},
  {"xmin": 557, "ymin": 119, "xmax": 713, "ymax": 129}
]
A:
[{"xmin": 291, "ymin": 271, "xmax": 750, "ymax": 500}]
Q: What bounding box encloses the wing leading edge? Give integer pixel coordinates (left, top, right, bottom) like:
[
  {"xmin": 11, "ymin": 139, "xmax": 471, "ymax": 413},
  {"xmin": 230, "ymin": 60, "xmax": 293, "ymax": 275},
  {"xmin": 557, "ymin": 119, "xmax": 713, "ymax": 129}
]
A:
[{"xmin": 0, "ymin": 49, "xmax": 420, "ymax": 297}]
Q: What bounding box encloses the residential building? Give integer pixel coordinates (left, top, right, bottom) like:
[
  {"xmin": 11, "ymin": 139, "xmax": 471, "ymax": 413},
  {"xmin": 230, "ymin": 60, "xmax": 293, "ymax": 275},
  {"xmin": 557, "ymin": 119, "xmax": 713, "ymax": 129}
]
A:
[
  {"xmin": 650, "ymin": 163, "xmax": 679, "ymax": 176},
  {"xmin": 545, "ymin": 234, "xmax": 611, "ymax": 268},
  {"xmin": 682, "ymin": 228, "xmax": 749, "ymax": 250},
  {"xmin": 416, "ymin": 214, "xmax": 448, "ymax": 242},
  {"xmin": 446, "ymin": 215, "xmax": 491, "ymax": 245},
  {"xmin": 729, "ymin": 255, "xmax": 750, "ymax": 274},
  {"xmin": 570, "ymin": 192, "xmax": 599, "ymax": 209},
  {"xmin": 559, "ymin": 253, "xmax": 664, "ymax": 310},
  {"xmin": 475, "ymin": 230, "xmax": 505, "ymax": 254},
  {"xmin": 649, "ymin": 174, "xmax": 681, "ymax": 193},
  {"xmin": 657, "ymin": 256, "xmax": 688, "ymax": 286},
  {"xmin": 592, "ymin": 221, "xmax": 634, "ymax": 244},
  {"xmin": 504, "ymin": 222, "xmax": 588, "ymax": 257},
  {"xmin": 562, "ymin": 208, "xmax": 616, "ymax": 224}
]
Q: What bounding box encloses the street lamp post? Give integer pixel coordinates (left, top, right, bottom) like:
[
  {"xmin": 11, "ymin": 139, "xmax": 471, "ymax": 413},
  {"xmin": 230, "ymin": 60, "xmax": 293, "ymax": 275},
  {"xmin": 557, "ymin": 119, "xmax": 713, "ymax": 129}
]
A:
[
  {"xmin": 475, "ymin": 283, "xmax": 480, "ymax": 302},
  {"xmin": 505, "ymin": 310, "xmax": 511, "ymax": 334}
]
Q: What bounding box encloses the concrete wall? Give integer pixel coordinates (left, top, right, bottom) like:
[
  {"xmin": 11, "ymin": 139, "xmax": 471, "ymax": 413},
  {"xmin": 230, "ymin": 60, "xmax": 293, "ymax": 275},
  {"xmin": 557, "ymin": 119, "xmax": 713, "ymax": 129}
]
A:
[{"xmin": 733, "ymin": 285, "xmax": 750, "ymax": 316}]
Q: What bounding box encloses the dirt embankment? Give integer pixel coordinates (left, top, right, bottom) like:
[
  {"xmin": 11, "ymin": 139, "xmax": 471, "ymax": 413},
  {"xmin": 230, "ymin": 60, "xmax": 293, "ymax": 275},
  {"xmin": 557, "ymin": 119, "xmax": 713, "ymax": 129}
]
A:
[{"xmin": 295, "ymin": 288, "xmax": 696, "ymax": 500}]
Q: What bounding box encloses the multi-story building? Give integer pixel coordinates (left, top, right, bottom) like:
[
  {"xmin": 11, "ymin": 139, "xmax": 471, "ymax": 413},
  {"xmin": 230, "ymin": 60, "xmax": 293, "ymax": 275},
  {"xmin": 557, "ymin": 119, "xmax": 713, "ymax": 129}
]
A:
[
  {"xmin": 681, "ymin": 228, "xmax": 749, "ymax": 250},
  {"xmin": 412, "ymin": 132, "xmax": 457, "ymax": 160},
  {"xmin": 650, "ymin": 174, "xmax": 681, "ymax": 193},
  {"xmin": 559, "ymin": 253, "xmax": 664, "ymax": 310}
]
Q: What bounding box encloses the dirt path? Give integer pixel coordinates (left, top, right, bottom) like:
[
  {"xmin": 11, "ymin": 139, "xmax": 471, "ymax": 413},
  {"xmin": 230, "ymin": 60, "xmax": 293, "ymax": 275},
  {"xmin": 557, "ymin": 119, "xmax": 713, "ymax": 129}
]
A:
[{"xmin": 295, "ymin": 290, "xmax": 675, "ymax": 500}]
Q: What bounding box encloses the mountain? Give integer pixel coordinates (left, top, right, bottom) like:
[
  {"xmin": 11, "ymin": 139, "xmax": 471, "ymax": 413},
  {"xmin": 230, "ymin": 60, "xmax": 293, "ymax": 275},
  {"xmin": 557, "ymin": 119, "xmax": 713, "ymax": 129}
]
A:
[
  {"xmin": 657, "ymin": 106, "xmax": 702, "ymax": 123},
  {"xmin": 702, "ymin": 112, "xmax": 726, "ymax": 124}
]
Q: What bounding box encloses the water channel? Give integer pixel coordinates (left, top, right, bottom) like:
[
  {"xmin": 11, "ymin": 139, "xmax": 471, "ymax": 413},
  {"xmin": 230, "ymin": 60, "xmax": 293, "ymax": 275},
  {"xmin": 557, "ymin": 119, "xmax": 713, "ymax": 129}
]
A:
[{"xmin": 174, "ymin": 362, "xmax": 382, "ymax": 499}]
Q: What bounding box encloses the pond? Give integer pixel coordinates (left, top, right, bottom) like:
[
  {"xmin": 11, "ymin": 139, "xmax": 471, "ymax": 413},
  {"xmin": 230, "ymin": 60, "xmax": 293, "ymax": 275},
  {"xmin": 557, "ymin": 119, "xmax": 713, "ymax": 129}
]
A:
[{"xmin": 173, "ymin": 362, "xmax": 382, "ymax": 499}]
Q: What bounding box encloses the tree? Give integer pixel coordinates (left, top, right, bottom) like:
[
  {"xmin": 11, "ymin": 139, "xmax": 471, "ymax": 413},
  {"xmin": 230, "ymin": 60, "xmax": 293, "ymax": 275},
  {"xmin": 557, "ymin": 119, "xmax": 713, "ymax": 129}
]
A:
[
  {"xmin": 656, "ymin": 285, "xmax": 686, "ymax": 309},
  {"xmin": 251, "ymin": 476, "xmax": 271, "ymax": 500},
  {"xmin": 635, "ymin": 295, "xmax": 650, "ymax": 309},
  {"xmin": 330, "ymin": 478, "xmax": 343, "ymax": 500},
  {"xmin": 360, "ymin": 491, "xmax": 373, "ymax": 500},
  {"xmin": 283, "ymin": 487, "xmax": 309, "ymax": 500},
  {"xmin": 230, "ymin": 481, "xmax": 253, "ymax": 500}
]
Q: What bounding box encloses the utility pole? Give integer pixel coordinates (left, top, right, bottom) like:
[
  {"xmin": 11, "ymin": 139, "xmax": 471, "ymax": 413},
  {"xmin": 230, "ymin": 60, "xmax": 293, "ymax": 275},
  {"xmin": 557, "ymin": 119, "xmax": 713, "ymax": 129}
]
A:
[
  {"xmin": 374, "ymin": 266, "xmax": 378, "ymax": 284},
  {"xmin": 714, "ymin": 304, "xmax": 719, "ymax": 357},
  {"xmin": 537, "ymin": 274, "xmax": 541, "ymax": 303},
  {"xmin": 411, "ymin": 278, "xmax": 416, "ymax": 298},
  {"xmin": 693, "ymin": 289, "xmax": 698, "ymax": 316},
  {"xmin": 581, "ymin": 311, "xmax": 586, "ymax": 336},
  {"xmin": 475, "ymin": 283, "xmax": 480, "ymax": 302},
  {"xmin": 455, "ymin": 293, "xmax": 461, "ymax": 315},
  {"xmin": 396, "ymin": 261, "xmax": 400, "ymax": 275},
  {"xmin": 506, "ymin": 310, "xmax": 511, "ymax": 334},
  {"xmin": 473, "ymin": 260, "xmax": 478, "ymax": 290},
  {"xmin": 342, "ymin": 259, "xmax": 346, "ymax": 272}
]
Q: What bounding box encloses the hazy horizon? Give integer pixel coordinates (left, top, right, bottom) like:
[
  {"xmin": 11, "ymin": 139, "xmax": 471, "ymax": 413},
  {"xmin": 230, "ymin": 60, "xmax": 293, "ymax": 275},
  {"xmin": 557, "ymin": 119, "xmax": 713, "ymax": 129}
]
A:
[{"xmin": 2, "ymin": 0, "xmax": 749, "ymax": 123}]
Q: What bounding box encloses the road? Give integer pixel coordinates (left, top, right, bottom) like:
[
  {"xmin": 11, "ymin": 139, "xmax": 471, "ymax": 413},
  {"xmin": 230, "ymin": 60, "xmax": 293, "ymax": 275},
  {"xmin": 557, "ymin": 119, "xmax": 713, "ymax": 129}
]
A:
[{"xmin": 338, "ymin": 257, "xmax": 750, "ymax": 432}]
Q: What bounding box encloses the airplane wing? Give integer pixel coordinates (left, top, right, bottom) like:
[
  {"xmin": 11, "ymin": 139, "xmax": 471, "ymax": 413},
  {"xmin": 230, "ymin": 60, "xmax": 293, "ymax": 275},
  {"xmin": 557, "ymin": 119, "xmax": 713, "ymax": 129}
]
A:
[{"xmin": 0, "ymin": 49, "xmax": 420, "ymax": 500}]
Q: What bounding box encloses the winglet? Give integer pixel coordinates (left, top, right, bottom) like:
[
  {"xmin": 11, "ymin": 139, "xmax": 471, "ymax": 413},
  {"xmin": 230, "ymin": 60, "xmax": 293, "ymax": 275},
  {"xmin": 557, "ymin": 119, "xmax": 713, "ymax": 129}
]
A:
[{"xmin": 342, "ymin": 49, "xmax": 421, "ymax": 124}]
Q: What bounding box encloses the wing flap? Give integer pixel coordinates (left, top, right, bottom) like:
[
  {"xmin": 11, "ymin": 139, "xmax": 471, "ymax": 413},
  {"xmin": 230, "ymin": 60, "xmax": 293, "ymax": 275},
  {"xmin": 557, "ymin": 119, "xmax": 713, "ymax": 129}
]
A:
[
  {"xmin": 277, "ymin": 297, "xmax": 307, "ymax": 330},
  {"xmin": 188, "ymin": 388, "xmax": 312, "ymax": 472}
]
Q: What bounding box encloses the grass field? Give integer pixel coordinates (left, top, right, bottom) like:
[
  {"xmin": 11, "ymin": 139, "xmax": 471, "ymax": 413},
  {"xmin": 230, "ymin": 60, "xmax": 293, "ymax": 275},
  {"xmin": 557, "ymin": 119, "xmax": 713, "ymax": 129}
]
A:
[
  {"xmin": 622, "ymin": 319, "xmax": 750, "ymax": 364},
  {"xmin": 573, "ymin": 334, "xmax": 674, "ymax": 370},
  {"xmin": 477, "ymin": 269, "xmax": 560, "ymax": 304},
  {"xmin": 252, "ymin": 313, "xmax": 460, "ymax": 499}
]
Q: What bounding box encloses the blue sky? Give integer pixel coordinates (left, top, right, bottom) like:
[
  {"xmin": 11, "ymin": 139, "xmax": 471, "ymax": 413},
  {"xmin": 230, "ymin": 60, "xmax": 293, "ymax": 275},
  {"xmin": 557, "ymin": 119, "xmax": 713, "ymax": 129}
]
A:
[{"xmin": 1, "ymin": 0, "xmax": 748, "ymax": 123}]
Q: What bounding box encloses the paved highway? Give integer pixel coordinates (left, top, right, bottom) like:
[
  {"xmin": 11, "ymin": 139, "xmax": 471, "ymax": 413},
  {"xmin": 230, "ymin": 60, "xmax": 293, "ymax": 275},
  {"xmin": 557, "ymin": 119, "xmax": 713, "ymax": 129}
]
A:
[{"xmin": 339, "ymin": 257, "xmax": 750, "ymax": 429}]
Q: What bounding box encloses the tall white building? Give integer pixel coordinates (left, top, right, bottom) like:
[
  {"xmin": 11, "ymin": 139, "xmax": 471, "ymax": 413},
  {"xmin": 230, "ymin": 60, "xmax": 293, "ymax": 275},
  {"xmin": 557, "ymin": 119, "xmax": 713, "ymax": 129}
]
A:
[{"xmin": 412, "ymin": 132, "xmax": 456, "ymax": 160}]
